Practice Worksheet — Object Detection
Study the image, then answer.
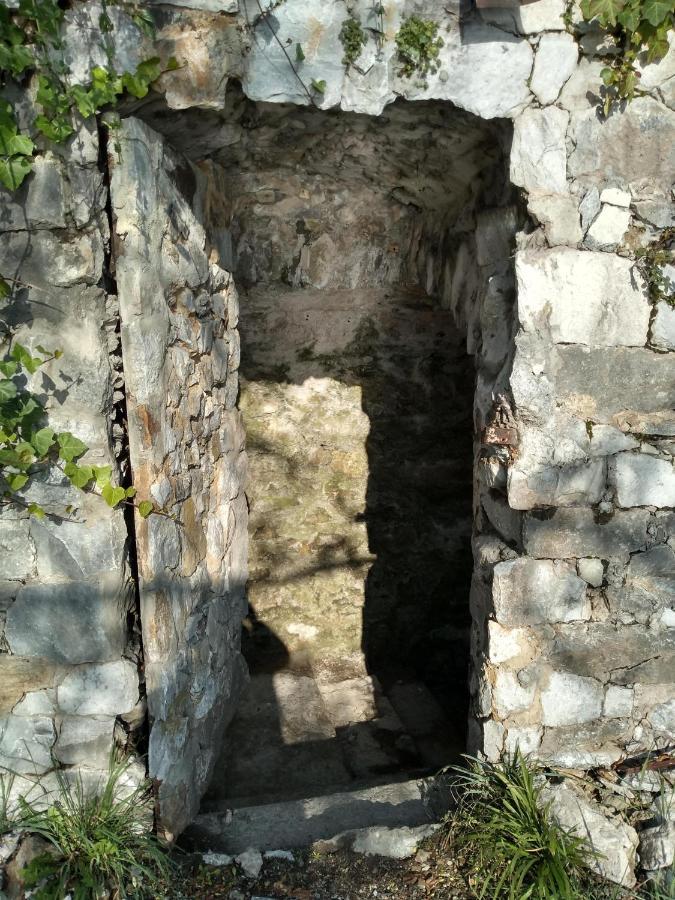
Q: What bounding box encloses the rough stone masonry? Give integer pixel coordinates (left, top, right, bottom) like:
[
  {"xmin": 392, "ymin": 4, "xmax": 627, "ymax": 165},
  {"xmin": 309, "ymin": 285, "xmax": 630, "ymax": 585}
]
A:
[{"xmin": 0, "ymin": 0, "xmax": 674, "ymax": 881}]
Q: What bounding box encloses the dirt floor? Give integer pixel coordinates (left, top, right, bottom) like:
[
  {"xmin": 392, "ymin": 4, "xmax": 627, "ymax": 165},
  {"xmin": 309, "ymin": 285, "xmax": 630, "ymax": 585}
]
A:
[{"xmin": 168, "ymin": 832, "xmax": 476, "ymax": 900}]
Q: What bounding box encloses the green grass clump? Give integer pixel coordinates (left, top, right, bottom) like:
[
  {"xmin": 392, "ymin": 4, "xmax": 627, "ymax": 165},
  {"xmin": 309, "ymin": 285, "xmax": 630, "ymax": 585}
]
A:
[
  {"xmin": 448, "ymin": 750, "xmax": 594, "ymax": 899},
  {"xmin": 16, "ymin": 757, "xmax": 172, "ymax": 899}
]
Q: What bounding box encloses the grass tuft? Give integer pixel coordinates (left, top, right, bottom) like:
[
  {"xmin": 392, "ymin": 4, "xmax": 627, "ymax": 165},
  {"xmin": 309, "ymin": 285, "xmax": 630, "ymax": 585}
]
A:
[
  {"xmin": 446, "ymin": 750, "xmax": 594, "ymax": 900},
  {"xmin": 16, "ymin": 756, "xmax": 172, "ymax": 899}
]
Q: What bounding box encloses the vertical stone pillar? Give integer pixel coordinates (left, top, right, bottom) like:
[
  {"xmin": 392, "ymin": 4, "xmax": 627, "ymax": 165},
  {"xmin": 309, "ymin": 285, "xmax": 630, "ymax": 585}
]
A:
[{"xmin": 110, "ymin": 117, "xmax": 248, "ymax": 838}]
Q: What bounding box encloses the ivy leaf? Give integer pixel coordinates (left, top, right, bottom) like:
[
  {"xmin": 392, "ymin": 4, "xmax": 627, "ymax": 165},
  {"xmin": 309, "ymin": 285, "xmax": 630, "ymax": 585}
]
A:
[
  {"xmin": 0, "ymin": 379, "xmax": 17, "ymax": 403},
  {"xmin": 311, "ymin": 79, "xmax": 327, "ymax": 94},
  {"xmin": 296, "ymin": 43, "xmax": 305, "ymax": 62},
  {"xmin": 35, "ymin": 114, "xmax": 74, "ymax": 144},
  {"xmin": 102, "ymin": 482, "xmax": 126, "ymax": 508},
  {"xmin": 11, "ymin": 343, "xmax": 43, "ymax": 375},
  {"xmin": 642, "ymin": 0, "xmax": 671, "ymax": 25},
  {"xmin": 27, "ymin": 502, "xmax": 45, "ymax": 519},
  {"xmin": 31, "ymin": 426, "xmax": 55, "ymax": 457},
  {"xmin": 7, "ymin": 472, "xmax": 28, "ymax": 491},
  {"xmin": 91, "ymin": 464, "xmax": 112, "ymax": 488},
  {"xmin": 64, "ymin": 461, "xmax": 94, "ymax": 489},
  {"xmin": 165, "ymin": 56, "xmax": 180, "ymax": 71},
  {"xmin": 57, "ymin": 431, "xmax": 87, "ymax": 463},
  {"xmin": 137, "ymin": 500, "xmax": 153, "ymax": 518},
  {"xmin": 125, "ymin": 485, "xmax": 137, "ymax": 498},
  {"xmin": 0, "ymin": 154, "xmax": 33, "ymax": 191},
  {"xmin": 580, "ymin": 0, "xmax": 624, "ymax": 25},
  {"xmin": 0, "ymin": 361, "xmax": 18, "ymax": 378},
  {"xmin": 14, "ymin": 441, "xmax": 35, "ymax": 464},
  {"xmin": 0, "ymin": 277, "xmax": 10, "ymax": 299}
]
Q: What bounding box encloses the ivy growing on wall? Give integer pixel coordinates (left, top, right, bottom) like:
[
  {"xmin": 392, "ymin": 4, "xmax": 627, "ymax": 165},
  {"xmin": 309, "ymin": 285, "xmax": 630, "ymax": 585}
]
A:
[
  {"xmin": 0, "ymin": 0, "xmax": 166, "ymax": 518},
  {"xmin": 0, "ymin": 0, "xmax": 176, "ymax": 189},
  {"xmin": 395, "ymin": 16, "xmax": 444, "ymax": 86},
  {"xmin": 578, "ymin": 0, "xmax": 674, "ymax": 112}
]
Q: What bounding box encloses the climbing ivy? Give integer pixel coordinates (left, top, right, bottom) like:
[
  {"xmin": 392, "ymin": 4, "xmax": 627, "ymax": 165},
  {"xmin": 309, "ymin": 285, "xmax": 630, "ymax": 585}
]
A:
[
  {"xmin": 339, "ymin": 16, "xmax": 368, "ymax": 68},
  {"xmin": 0, "ymin": 0, "xmax": 163, "ymax": 519},
  {"xmin": 0, "ymin": 336, "xmax": 153, "ymax": 519},
  {"xmin": 578, "ymin": 0, "xmax": 674, "ymax": 112},
  {"xmin": 0, "ymin": 0, "xmax": 176, "ymax": 189},
  {"xmin": 395, "ymin": 16, "xmax": 444, "ymax": 85},
  {"xmin": 636, "ymin": 227, "xmax": 675, "ymax": 308}
]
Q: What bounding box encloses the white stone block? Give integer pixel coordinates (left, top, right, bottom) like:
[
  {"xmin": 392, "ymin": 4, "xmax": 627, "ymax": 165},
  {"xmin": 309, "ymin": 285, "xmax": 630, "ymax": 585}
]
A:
[
  {"xmin": 487, "ymin": 621, "xmax": 532, "ymax": 664},
  {"xmin": 528, "ymin": 193, "xmax": 582, "ymax": 246},
  {"xmin": 577, "ymin": 558, "xmax": 604, "ymax": 587},
  {"xmin": 510, "ymin": 107, "xmax": 569, "ymax": 195},
  {"xmin": 480, "ymin": 0, "xmax": 567, "ymax": 34},
  {"xmin": 504, "ymin": 725, "xmax": 542, "ymax": 756},
  {"xmin": 604, "ymin": 685, "xmax": 634, "ymax": 718},
  {"xmin": 493, "ymin": 558, "xmax": 590, "ymax": 625},
  {"xmin": 586, "ymin": 203, "xmax": 631, "ymax": 250},
  {"xmin": 493, "ymin": 670, "xmax": 536, "ymax": 716},
  {"xmin": 652, "ymin": 301, "xmax": 675, "ymax": 352},
  {"xmin": 57, "ymin": 660, "xmax": 139, "ymax": 716},
  {"xmin": 600, "ymin": 187, "xmax": 631, "ymax": 207},
  {"xmin": 516, "ymin": 248, "xmax": 650, "ymax": 346},
  {"xmin": 611, "ymin": 453, "xmax": 675, "ymax": 508},
  {"xmin": 541, "ymin": 672, "xmax": 603, "ymax": 726},
  {"xmin": 531, "ymin": 33, "xmax": 578, "ymax": 105}
]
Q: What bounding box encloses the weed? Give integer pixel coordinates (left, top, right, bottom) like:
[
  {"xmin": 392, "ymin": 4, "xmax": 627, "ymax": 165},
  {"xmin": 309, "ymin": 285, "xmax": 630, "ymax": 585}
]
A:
[
  {"xmin": 17, "ymin": 757, "xmax": 172, "ymax": 899},
  {"xmin": 395, "ymin": 16, "xmax": 444, "ymax": 85},
  {"xmin": 340, "ymin": 16, "xmax": 368, "ymax": 68},
  {"xmin": 447, "ymin": 751, "xmax": 595, "ymax": 899}
]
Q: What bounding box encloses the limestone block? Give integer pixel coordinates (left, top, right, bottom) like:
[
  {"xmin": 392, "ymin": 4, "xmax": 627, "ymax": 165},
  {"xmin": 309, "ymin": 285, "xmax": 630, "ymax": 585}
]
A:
[
  {"xmin": 481, "ymin": 492, "xmax": 521, "ymax": 545},
  {"xmin": 54, "ymin": 716, "xmax": 116, "ymax": 767},
  {"xmin": 541, "ymin": 672, "xmax": 604, "ymax": 726},
  {"xmin": 0, "ymin": 517, "xmax": 35, "ymax": 580},
  {"xmin": 504, "ymin": 725, "xmax": 542, "ymax": 756},
  {"xmin": 393, "ymin": 22, "xmax": 534, "ymax": 121},
  {"xmin": 640, "ymin": 823, "xmax": 675, "ymax": 871},
  {"xmin": 487, "ymin": 621, "xmax": 534, "ymax": 664},
  {"xmin": 527, "ymin": 193, "xmax": 582, "ymax": 246},
  {"xmin": 56, "ymin": 660, "xmax": 139, "ymax": 716},
  {"xmin": 611, "ymin": 453, "xmax": 675, "ymax": 508},
  {"xmin": 6, "ymin": 581, "xmax": 128, "ymax": 665},
  {"xmin": 0, "ymin": 715, "xmax": 56, "ymax": 775},
  {"xmin": 12, "ymin": 691, "xmax": 55, "ymax": 717},
  {"xmin": 648, "ymin": 699, "xmax": 675, "ymax": 737},
  {"xmin": 0, "ymin": 156, "xmax": 68, "ymax": 231},
  {"xmin": 479, "ymin": 0, "xmax": 567, "ymax": 33},
  {"xmin": 493, "ymin": 558, "xmax": 589, "ymax": 625},
  {"xmin": 510, "ymin": 107, "xmax": 569, "ymax": 195},
  {"xmin": 579, "ymin": 186, "xmax": 601, "ymax": 232},
  {"xmin": 0, "ymin": 658, "xmax": 61, "ymax": 715},
  {"xmin": 475, "ymin": 207, "xmax": 518, "ymax": 267},
  {"xmin": 585, "ymin": 203, "xmax": 631, "ymax": 250},
  {"xmin": 550, "ymin": 624, "xmax": 675, "ymax": 684},
  {"xmin": 604, "ymin": 685, "xmax": 633, "ymax": 718},
  {"xmin": 530, "ymin": 33, "xmax": 578, "ymax": 105},
  {"xmin": 516, "ymin": 248, "xmax": 650, "ymax": 347},
  {"xmin": 539, "ymin": 720, "xmax": 627, "ymax": 769},
  {"xmin": 553, "ymin": 346, "xmax": 675, "ymax": 425},
  {"xmin": 577, "ymin": 557, "xmax": 604, "ymax": 586},
  {"xmin": 62, "ymin": 1, "xmax": 146, "ymax": 85},
  {"xmin": 568, "ymin": 97, "xmax": 675, "ymax": 189},
  {"xmin": 601, "ymin": 188, "xmax": 631, "ymax": 207},
  {"xmin": 541, "ymin": 781, "xmax": 638, "ymax": 886},
  {"xmin": 0, "ymin": 228, "xmax": 104, "ymax": 288},
  {"xmin": 523, "ymin": 508, "xmax": 650, "ymax": 559},
  {"xmin": 558, "ymin": 58, "xmax": 606, "ymax": 112},
  {"xmin": 493, "ymin": 670, "xmax": 536, "ymax": 716},
  {"xmin": 652, "ymin": 302, "xmax": 675, "ymax": 352},
  {"xmin": 509, "ymin": 456, "xmax": 607, "ymax": 509}
]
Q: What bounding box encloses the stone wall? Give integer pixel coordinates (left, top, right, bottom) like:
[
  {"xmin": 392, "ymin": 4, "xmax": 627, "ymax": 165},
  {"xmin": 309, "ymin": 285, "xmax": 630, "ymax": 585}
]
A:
[
  {"xmin": 110, "ymin": 118, "xmax": 248, "ymax": 838},
  {"xmin": 0, "ymin": 119, "xmax": 142, "ymax": 803}
]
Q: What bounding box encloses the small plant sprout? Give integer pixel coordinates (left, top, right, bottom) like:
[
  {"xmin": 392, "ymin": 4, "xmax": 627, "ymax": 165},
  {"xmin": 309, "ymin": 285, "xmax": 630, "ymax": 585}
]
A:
[
  {"xmin": 395, "ymin": 16, "xmax": 444, "ymax": 86},
  {"xmin": 339, "ymin": 16, "xmax": 368, "ymax": 68}
]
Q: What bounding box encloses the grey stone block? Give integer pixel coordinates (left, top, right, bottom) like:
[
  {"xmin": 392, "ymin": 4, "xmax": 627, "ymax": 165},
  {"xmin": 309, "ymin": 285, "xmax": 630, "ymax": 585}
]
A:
[
  {"xmin": 6, "ymin": 581, "xmax": 128, "ymax": 664},
  {"xmin": 523, "ymin": 508, "xmax": 649, "ymax": 559},
  {"xmin": 56, "ymin": 660, "xmax": 139, "ymax": 716}
]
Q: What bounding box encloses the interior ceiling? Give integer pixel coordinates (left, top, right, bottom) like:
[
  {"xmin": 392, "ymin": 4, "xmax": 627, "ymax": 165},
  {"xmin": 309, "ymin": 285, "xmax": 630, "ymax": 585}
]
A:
[{"xmin": 138, "ymin": 82, "xmax": 509, "ymax": 216}]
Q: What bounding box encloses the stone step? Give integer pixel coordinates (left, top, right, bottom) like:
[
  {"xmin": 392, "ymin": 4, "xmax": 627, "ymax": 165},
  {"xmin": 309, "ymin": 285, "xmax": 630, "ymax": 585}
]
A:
[{"xmin": 185, "ymin": 778, "xmax": 442, "ymax": 855}]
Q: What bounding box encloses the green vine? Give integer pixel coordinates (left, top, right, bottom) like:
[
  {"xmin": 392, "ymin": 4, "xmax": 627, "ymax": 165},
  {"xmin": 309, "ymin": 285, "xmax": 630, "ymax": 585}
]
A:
[
  {"xmin": 0, "ymin": 0, "xmax": 177, "ymax": 189},
  {"xmin": 395, "ymin": 16, "xmax": 444, "ymax": 85},
  {"xmin": 578, "ymin": 0, "xmax": 674, "ymax": 113},
  {"xmin": 339, "ymin": 16, "xmax": 368, "ymax": 68},
  {"xmin": 0, "ymin": 334, "xmax": 153, "ymax": 520},
  {"xmin": 636, "ymin": 227, "xmax": 675, "ymax": 308}
]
